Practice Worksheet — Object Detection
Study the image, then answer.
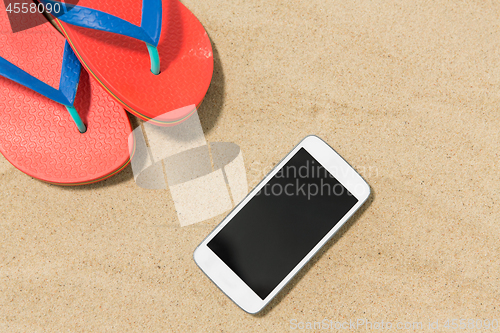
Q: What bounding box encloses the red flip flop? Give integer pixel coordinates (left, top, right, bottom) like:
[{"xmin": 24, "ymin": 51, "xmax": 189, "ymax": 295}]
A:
[
  {"xmin": 41, "ymin": 0, "xmax": 214, "ymax": 126},
  {"xmin": 0, "ymin": 7, "xmax": 132, "ymax": 185}
]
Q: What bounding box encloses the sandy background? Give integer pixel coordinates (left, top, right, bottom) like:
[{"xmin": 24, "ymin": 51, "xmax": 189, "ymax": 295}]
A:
[{"xmin": 1, "ymin": 0, "xmax": 500, "ymax": 331}]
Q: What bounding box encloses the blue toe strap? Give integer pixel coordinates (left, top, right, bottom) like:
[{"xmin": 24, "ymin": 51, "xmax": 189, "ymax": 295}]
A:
[
  {"xmin": 40, "ymin": 0, "xmax": 162, "ymax": 74},
  {"xmin": 0, "ymin": 42, "xmax": 86, "ymax": 133},
  {"xmin": 141, "ymin": 0, "xmax": 162, "ymax": 46},
  {"xmin": 0, "ymin": 42, "xmax": 80, "ymax": 106}
]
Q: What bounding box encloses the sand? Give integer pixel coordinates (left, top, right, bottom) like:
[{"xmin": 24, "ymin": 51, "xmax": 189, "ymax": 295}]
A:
[{"xmin": 1, "ymin": 0, "xmax": 499, "ymax": 331}]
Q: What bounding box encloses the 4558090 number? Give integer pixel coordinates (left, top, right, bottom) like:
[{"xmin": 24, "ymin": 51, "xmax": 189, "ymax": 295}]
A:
[
  {"xmin": 442, "ymin": 319, "xmax": 499, "ymax": 330},
  {"xmin": 5, "ymin": 2, "xmax": 61, "ymax": 14}
]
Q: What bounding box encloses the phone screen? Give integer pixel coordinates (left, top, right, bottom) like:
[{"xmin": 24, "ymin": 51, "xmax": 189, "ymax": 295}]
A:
[{"xmin": 208, "ymin": 148, "xmax": 359, "ymax": 299}]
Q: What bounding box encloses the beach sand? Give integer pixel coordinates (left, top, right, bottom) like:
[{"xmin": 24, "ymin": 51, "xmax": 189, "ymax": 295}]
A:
[{"xmin": 1, "ymin": 0, "xmax": 499, "ymax": 331}]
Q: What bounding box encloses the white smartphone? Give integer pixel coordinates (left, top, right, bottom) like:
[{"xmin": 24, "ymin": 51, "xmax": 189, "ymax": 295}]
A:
[{"xmin": 193, "ymin": 135, "xmax": 370, "ymax": 314}]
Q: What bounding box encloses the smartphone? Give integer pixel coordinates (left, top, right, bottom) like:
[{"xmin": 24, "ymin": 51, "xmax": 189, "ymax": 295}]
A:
[{"xmin": 193, "ymin": 135, "xmax": 370, "ymax": 313}]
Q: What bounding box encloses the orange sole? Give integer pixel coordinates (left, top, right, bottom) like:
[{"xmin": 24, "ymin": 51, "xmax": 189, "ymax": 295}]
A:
[
  {"xmin": 0, "ymin": 8, "xmax": 133, "ymax": 185},
  {"xmin": 53, "ymin": 0, "xmax": 214, "ymax": 126}
]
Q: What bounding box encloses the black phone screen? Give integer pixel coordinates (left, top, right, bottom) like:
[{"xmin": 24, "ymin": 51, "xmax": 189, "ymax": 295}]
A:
[{"xmin": 207, "ymin": 148, "xmax": 359, "ymax": 299}]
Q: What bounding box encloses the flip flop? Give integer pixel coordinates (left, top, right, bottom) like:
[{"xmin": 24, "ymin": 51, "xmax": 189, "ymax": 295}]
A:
[
  {"xmin": 41, "ymin": 0, "xmax": 214, "ymax": 126},
  {"xmin": 0, "ymin": 8, "xmax": 132, "ymax": 185}
]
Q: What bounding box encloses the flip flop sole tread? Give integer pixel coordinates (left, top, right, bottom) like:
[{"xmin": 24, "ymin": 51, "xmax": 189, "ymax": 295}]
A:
[
  {"xmin": 0, "ymin": 8, "xmax": 132, "ymax": 185},
  {"xmin": 56, "ymin": 0, "xmax": 214, "ymax": 123}
]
